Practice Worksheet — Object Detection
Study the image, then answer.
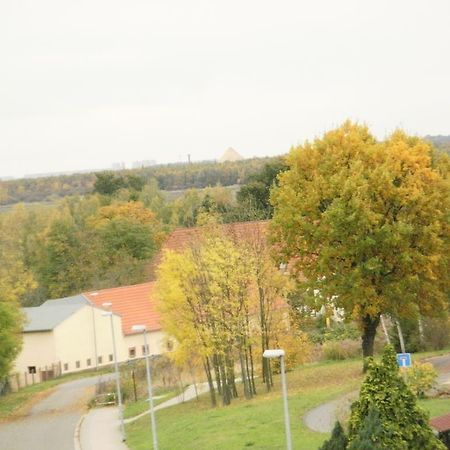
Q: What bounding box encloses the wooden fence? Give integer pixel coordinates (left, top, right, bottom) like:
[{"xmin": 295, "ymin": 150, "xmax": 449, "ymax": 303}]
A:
[{"xmin": 7, "ymin": 363, "xmax": 62, "ymax": 393}]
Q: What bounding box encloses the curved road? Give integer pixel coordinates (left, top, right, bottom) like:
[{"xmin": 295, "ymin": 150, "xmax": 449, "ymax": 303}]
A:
[{"xmin": 0, "ymin": 375, "xmax": 110, "ymax": 450}]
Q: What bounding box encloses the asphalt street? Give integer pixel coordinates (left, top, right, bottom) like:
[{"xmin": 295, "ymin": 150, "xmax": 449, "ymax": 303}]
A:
[{"xmin": 0, "ymin": 375, "xmax": 110, "ymax": 450}]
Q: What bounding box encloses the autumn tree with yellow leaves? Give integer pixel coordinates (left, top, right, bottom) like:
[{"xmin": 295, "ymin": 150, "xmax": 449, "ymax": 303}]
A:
[
  {"xmin": 156, "ymin": 217, "xmax": 299, "ymax": 406},
  {"xmin": 271, "ymin": 122, "xmax": 449, "ymax": 360}
]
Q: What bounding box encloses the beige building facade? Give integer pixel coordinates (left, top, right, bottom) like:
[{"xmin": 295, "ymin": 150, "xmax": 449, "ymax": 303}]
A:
[{"xmin": 14, "ymin": 296, "xmax": 125, "ymax": 380}]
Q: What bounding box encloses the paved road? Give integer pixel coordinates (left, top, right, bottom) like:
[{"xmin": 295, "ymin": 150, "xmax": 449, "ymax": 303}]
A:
[{"xmin": 0, "ymin": 375, "xmax": 110, "ymax": 450}]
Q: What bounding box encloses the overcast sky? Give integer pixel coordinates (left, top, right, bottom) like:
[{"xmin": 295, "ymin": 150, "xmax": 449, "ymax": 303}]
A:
[{"xmin": 1, "ymin": 0, "xmax": 449, "ymax": 178}]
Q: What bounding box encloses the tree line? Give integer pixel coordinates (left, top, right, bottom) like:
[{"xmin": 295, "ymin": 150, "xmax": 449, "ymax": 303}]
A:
[{"xmin": 0, "ymin": 157, "xmax": 279, "ymax": 206}]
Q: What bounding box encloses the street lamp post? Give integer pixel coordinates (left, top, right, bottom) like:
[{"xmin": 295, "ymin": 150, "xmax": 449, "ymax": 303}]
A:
[
  {"xmin": 102, "ymin": 302, "xmax": 126, "ymax": 442},
  {"xmin": 263, "ymin": 349, "xmax": 292, "ymax": 450},
  {"xmin": 131, "ymin": 324, "xmax": 158, "ymax": 450}
]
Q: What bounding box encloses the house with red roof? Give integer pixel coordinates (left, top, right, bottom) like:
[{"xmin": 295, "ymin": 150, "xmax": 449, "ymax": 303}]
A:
[{"xmin": 84, "ymin": 282, "xmax": 170, "ymax": 360}]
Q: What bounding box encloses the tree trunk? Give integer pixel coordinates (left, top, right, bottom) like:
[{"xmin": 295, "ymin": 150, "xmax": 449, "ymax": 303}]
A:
[
  {"xmin": 395, "ymin": 319, "xmax": 406, "ymax": 353},
  {"xmin": 204, "ymin": 357, "xmax": 216, "ymax": 407},
  {"xmin": 361, "ymin": 314, "xmax": 380, "ymax": 369},
  {"xmin": 212, "ymin": 354, "xmax": 222, "ymax": 395},
  {"xmin": 219, "ymin": 356, "xmax": 231, "ymax": 406},
  {"xmin": 380, "ymin": 315, "xmax": 391, "ymax": 344},
  {"xmin": 239, "ymin": 349, "xmax": 251, "ymax": 399}
]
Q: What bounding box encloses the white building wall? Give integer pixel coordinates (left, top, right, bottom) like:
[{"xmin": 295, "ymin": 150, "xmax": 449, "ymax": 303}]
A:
[
  {"xmin": 14, "ymin": 331, "xmax": 56, "ymax": 374},
  {"xmin": 53, "ymin": 306, "xmax": 126, "ymax": 374},
  {"xmin": 123, "ymin": 330, "xmax": 169, "ymax": 360}
]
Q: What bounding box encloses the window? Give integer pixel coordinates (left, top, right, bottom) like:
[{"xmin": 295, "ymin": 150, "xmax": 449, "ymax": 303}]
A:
[
  {"xmin": 109, "ymin": 354, "xmax": 113, "ymax": 362},
  {"xmin": 167, "ymin": 340, "xmax": 174, "ymax": 351},
  {"xmin": 142, "ymin": 345, "xmax": 149, "ymax": 356},
  {"xmin": 86, "ymin": 358, "xmax": 91, "ymax": 367},
  {"xmin": 98, "ymin": 356, "xmax": 103, "ymax": 364},
  {"xmin": 128, "ymin": 347, "xmax": 136, "ymax": 358},
  {"xmin": 63, "ymin": 363, "xmax": 69, "ymax": 371},
  {"xmin": 28, "ymin": 366, "xmax": 36, "ymax": 374},
  {"xmin": 76, "ymin": 361, "xmax": 80, "ymax": 369}
]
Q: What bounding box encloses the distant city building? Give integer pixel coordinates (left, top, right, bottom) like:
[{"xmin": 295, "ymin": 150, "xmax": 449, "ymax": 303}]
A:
[
  {"xmin": 132, "ymin": 160, "xmax": 156, "ymax": 169},
  {"xmin": 219, "ymin": 147, "xmax": 244, "ymax": 163},
  {"xmin": 111, "ymin": 162, "xmax": 126, "ymax": 170}
]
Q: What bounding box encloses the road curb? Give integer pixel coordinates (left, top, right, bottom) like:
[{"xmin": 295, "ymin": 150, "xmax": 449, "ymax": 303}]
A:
[{"xmin": 73, "ymin": 413, "xmax": 86, "ymax": 450}]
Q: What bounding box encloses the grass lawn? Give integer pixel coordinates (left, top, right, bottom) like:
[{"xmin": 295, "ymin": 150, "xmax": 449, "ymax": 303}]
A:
[
  {"xmin": 125, "ymin": 349, "xmax": 450, "ymax": 450},
  {"xmin": 126, "ymin": 359, "xmax": 364, "ymax": 450},
  {"xmin": 419, "ymin": 397, "xmax": 450, "ymax": 418},
  {"xmin": 124, "ymin": 386, "xmax": 182, "ymax": 419}
]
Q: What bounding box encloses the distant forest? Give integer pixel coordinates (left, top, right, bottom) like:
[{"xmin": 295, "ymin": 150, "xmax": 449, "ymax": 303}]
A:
[
  {"xmin": 0, "ymin": 157, "xmax": 278, "ymax": 206},
  {"xmin": 426, "ymin": 135, "xmax": 450, "ymax": 153},
  {"xmin": 1, "ymin": 136, "xmax": 449, "ymax": 207}
]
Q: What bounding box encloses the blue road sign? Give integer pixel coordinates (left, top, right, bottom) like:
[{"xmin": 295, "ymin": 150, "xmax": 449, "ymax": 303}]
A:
[{"xmin": 396, "ymin": 353, "xmax": 412, "ymax": 368}]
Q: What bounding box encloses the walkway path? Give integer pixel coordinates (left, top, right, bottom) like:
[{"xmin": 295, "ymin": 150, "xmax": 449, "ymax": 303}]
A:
[
  {"xmin": 79, "ymin": 381, "xmax": 210, "ymax": 449},
  {"xmin": 303, "ymin": 353, "xmax": 450, "ymax": 433}
]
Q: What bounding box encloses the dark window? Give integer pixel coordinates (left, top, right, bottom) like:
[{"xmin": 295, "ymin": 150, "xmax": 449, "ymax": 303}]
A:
[
  {"xmin": 109, "ymin": 354, "xmax": 113, "ymax": 362},
  {"xmin": 128, "ymin": 347, "xmax": 136, "ymax": 358},
  {"xmin": 142, "ymin": 345, "xmax": 149, "ymax": 356},
  {"xmin": 86, "ymin": 358, "xmax": 91, "ymax": 367},
  {"xmin": 76, "ymin": 361, "xmax": 80, "ymax": 369},
  {"xmin": 28, "ymin": 366, "xmax": 36, "ymax": 374},
  {"xmin": 63, "ymin": 363, "xmax": 69, "ymax": 371},
  {"xmin": 98, "ymin": 356, "xmax": 103, "ymax": 364}
]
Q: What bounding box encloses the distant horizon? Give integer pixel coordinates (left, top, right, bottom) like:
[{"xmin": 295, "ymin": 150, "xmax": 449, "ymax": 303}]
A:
[{"xmin": 1, "ymin": 131, "xmax": 449, "ymax": 181}]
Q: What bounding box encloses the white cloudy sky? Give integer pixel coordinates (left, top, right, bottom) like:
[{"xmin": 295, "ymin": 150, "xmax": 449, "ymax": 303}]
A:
[{"xmin": 1, "ymin": 0, "xmax": 449, "ymax": 178}]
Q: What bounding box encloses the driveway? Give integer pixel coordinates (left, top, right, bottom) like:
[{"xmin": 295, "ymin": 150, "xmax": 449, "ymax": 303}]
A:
[{"xmin": 0, "ymin": 375, "xmax": 110, "ymax": 450}]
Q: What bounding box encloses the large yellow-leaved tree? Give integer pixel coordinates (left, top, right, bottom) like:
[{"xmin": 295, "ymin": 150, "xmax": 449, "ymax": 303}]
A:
[{"xmin": 271, "ymin": 122, "xmax": 449, "ymax": 359}]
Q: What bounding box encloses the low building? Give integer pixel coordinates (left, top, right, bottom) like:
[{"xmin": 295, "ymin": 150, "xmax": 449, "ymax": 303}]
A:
[
  {"xmin": 13, "ymin": 295, "xmax": 124, "ymax": 387},
  {"xmin": 84, "ymin": 282, "xmax": 169, "ymax": 360}
]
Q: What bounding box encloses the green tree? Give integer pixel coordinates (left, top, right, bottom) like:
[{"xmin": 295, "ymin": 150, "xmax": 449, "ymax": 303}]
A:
[
  {"xmin": 237, "ymin": 158, "xmax": 287, "ymax": 218},
  {"xmin": 347, "ymin": 408, "xmax": 384, "ymax": 449},
  {"xmin": 348, "ymin": 346, "xmax": 445, "ymax": 449},
  {"xmin": 0, "ymin": 212, "xmax": 35, "ymax": 380},
  {"xmin": 271, "ymin": 122, "xmax": 449, "ymax": 358},
  {"xmin": 319, "ymin": 421, "xmax": 348, "ymax": 450},
  {"xmin": 93, "ymin": 172, "xmax": 126, "ymax": 195}
]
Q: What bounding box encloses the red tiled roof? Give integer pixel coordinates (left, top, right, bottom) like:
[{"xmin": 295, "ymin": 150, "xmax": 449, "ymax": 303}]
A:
[
  {"xmin": 84, "ymin": 282, "xmax": 161, "ymax": 335},
  {"xmin": 163, "ymin": 220, "xmax": 269, "ymax": 252},
  {"xmin": 430, "ymin": 413, "xmax": 450, "ymax": 433},
  {"xmin": 147, "ymin": 220, "xmax": 270, "ymax": 279}
]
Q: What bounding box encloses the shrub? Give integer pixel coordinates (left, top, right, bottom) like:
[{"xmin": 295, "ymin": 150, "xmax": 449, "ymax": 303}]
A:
[
  {"xmin": 348, "ymin": 345, "xmax": 445, "ymax": 450},
  {"xmin": 348, "ymin": 407, "xmax": 383, "ymax": 449},
  {"xmin": 404, "ymin": 362, "xmax": 438, "ymax": 398},
  {"xmin": 272, "ymin": 330, "xmax": 313, "ymax": 371},
  {"xmin": 319, "ymin": 421, "xmax": 348, "ymax": 450},
  {"xmin": 322, "ymin": 339, "xmax": 361, "ymax": 361},
  {"xmin": 422, "ymin": 317, "xmax": 450, "ymax": 350}
]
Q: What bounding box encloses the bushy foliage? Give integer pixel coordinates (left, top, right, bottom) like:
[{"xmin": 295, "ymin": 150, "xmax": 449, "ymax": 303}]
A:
[
  {"xmin": 271, "ymin": 122, "xmax": 450, "ymax": 359},
  {"xmin": 348, "ymin": 408, "xmax": 384, "ymax": 449},
  {"xmin": 422, "ymin": 317, "xmax": 450, "ymax": 350},
  {"xmin": 348, "ymin": 345, "xmax": 445, "ymax": 449},
  {"xmin": 272, "ymin": 329, "xmax": 313, "ymax": 371},
  {"xmin": 403, "ymin": 362, "xmax": 438, "ymax": 398},
  {"xmin": 322, "ymin": 339, "xmax": 361, "ymax": 361},
  {"xmin": 319, "ymin": 421, "xmax": 348, "ymax": 450}
]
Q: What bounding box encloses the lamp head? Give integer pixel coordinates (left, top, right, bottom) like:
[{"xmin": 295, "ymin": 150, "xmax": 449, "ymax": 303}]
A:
[
  {"xmin": 131, "ymin": 324, "xmax": 146, "ymax": 332},
  {"xmin": 263, "ymin": 349, "xmax": 285, "ymax": 359}
]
